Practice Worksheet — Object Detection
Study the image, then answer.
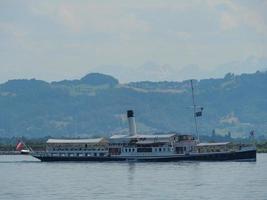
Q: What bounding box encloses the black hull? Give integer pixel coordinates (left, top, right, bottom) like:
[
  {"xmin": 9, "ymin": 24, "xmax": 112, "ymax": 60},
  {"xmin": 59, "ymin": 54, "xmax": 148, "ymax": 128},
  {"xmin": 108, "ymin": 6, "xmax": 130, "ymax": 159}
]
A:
[
  {"xmin": 20, "ymin": 152, "xmax": 30, "ymax": 155},
  {"xmin": 33, "ymin": 150, "xmax": 256, "ymax": 162}
]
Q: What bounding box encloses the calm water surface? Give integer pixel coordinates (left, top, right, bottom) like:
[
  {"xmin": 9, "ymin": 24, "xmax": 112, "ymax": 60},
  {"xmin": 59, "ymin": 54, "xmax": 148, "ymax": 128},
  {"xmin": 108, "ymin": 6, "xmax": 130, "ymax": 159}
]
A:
[{"xmin": 0, "ymin": 154, "xmax": 266, "ymax": 200}]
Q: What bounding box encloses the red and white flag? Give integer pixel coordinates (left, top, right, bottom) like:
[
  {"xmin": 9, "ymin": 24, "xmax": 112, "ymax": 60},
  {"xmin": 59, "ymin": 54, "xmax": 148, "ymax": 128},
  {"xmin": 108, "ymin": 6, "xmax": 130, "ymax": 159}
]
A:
[{"xmin": 16, "ymin": 142, "xmax": 24, "ymax": 151}]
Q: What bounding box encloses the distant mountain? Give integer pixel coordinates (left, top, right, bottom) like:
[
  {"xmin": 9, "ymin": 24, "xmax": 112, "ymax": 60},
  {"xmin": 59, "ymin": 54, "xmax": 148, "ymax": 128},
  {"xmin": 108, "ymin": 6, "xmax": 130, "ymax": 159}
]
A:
[
  {"xmin": 0, "ymin": 71, "xmax": 266, "ymax": 139},
  {"xmin": 52, "ymin": 73, "xmax": 119, "ymax": 87},
  {"xmin": 80, "ymin": 73, "xmax": 119, "ymax": 86}
]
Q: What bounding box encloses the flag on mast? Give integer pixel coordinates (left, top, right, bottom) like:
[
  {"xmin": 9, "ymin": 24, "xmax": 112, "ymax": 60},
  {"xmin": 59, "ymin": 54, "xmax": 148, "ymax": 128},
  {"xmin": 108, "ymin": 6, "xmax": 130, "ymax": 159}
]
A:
[
  {"xmin": 16, "ymin": 142, "xmax": 24, "ymax": 151},
  {"xmin": 250, "ymin": 130, "xmax": 255, "ymax": 137},
  {"xmin": 195, "ymin": 107, "xmax": 204, "ymax": 117}
]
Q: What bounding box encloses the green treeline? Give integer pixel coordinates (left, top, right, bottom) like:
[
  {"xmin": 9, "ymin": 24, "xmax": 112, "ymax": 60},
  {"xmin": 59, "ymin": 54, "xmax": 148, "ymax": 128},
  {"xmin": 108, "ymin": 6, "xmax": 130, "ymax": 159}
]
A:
[{"xmin": 0, "ymin": 72, "xmax": 267, "ymax": 139}]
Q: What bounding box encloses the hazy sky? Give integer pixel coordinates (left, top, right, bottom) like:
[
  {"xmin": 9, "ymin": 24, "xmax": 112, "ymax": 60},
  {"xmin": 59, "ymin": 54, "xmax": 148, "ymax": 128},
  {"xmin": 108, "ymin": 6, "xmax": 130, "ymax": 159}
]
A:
[{"xmin": 0, "ymin": 0, "xmax": 267, "ymax": 83}]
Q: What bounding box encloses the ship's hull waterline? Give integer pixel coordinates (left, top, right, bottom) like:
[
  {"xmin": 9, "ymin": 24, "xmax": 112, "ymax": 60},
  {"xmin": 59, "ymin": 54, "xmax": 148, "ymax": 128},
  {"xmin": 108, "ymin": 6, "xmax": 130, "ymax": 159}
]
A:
[{"xmin": 32, "ymin": 149, "xmax": 256, "ymax": 162}]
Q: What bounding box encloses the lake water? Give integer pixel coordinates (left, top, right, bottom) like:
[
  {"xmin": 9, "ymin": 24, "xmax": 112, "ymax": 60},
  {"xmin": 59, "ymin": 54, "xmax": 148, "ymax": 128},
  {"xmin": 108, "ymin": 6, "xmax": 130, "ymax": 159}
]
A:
[{"xmin": 0, "ymin": 154, "xmax": 266, "ymax": 200}]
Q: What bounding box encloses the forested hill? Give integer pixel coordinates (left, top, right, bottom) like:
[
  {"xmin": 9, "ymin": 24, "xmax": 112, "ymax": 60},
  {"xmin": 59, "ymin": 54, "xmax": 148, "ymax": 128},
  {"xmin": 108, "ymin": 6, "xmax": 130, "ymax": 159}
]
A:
[{"xmin": 0, "ymin": 71, "xmax": 266, "ymax": 138}]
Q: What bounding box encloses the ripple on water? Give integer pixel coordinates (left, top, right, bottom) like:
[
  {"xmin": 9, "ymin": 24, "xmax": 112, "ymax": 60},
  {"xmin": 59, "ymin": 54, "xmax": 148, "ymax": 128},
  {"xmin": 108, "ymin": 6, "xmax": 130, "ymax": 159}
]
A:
[{"xmin": 0, "ymin": 154, "xmax": 266, "ymax": 200}]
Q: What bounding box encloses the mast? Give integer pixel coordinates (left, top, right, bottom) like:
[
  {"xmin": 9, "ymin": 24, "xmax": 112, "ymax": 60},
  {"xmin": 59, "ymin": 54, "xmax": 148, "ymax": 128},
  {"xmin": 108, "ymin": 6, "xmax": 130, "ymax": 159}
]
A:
[{"xmin": 190, "ymin": 80, "xmax": 199, "ymax": 141}]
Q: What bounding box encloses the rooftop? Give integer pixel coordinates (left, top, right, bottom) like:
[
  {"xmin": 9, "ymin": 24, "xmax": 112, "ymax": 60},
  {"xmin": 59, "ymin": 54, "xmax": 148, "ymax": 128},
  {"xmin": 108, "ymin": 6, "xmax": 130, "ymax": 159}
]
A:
[
  {"xmin": 110, "ymin": 134, "xmax": 176, "ymax": 140},
  {"xmin": 47, "ymin": 138, "xmax": 105, "ymax": 144},
  {"xmin": 129, "ymin": 134, "xmax": 176, "ymax": 139},
  {"xmin": 197, "ymin": 142, "xmax": 230, "ymax": 147},
  {"xmin": 109, "ymin": 135, "xmax": 128, "ymax": 139}
]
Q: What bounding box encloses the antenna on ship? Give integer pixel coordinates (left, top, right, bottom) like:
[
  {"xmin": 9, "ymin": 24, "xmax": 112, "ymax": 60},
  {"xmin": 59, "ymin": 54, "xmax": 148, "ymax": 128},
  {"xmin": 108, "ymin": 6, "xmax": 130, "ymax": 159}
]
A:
[{"xmin": 190, "ymin": 80, "xmax": 203, "ymax": 142}]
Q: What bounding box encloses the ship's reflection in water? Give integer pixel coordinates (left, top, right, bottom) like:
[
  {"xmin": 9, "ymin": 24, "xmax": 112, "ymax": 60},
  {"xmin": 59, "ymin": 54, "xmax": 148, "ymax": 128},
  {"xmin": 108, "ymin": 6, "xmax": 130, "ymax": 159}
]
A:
[{"xmin": 127, "ymin": 162, "xmax": 136, "ymax": 181}]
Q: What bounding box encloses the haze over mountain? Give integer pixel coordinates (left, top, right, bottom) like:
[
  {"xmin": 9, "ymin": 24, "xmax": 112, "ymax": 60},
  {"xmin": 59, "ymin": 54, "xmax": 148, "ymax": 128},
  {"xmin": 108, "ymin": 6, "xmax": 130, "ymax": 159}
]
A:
[{"xmin": 0, "ymin": 71, "xmax": 266, "ymax": 139}]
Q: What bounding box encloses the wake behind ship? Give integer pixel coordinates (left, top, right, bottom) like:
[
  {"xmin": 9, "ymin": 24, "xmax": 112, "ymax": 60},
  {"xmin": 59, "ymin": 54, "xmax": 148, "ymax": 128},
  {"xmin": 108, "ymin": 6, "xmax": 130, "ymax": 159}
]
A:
[{"xmin": 31, "ymin": 110, "xmax": 256, "ymax": 162}]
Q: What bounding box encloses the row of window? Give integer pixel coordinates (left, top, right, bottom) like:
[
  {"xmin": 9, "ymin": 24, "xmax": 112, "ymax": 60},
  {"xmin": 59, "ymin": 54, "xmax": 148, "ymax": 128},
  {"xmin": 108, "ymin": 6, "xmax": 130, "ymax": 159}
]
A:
[
  {"xmin": 154, "ymin": 147, "xmax": 172, "ymax": 152},
  {"xmin": 51, "ymin": 148, "xmax": 107, "ymax": 151},
  {"xmin": 198, "ymin": 149, "xmax": 223, "ymax": 153},
  {"xmin": 51, "ymin": 153, "xmax": 106, "ymax": 157},
  {"xmin": 109, "ymin": 143, "xmax": 126, "ymax": 146},
  {"xmin": 123, "ymin": 147, "xmax": 173, "ymax": 153},
  {"xmin": 109, "ymin": 143, "xmax": 173, "ymax": 148}
]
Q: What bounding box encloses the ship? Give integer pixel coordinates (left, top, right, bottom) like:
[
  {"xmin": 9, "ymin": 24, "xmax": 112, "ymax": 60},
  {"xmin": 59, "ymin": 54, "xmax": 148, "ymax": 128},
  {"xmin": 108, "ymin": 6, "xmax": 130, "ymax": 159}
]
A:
[{"xmin": 30, "ymin": 81, "xmax": 256, "ymax": 162}]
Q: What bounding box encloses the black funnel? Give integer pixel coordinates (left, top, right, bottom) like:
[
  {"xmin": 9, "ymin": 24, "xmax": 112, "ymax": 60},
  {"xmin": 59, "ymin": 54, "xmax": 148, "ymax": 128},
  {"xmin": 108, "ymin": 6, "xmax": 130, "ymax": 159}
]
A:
[{"xmin": 127, "ymin": 110, "xmax": 134, "ymax": 118}]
